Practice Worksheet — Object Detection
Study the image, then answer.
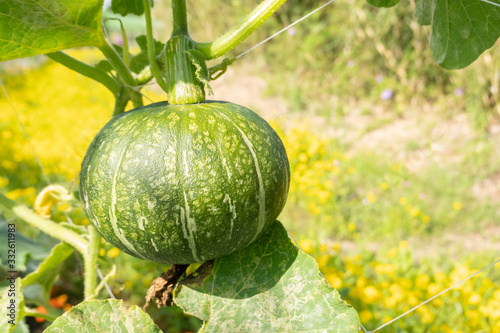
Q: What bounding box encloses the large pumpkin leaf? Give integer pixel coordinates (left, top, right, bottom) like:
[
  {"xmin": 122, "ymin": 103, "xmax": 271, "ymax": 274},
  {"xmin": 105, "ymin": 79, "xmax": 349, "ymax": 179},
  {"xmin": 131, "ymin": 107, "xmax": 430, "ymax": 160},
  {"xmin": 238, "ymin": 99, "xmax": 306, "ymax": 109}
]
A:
[
  {"xmin": 45, "ymin": 299, "xmax": 162, "ymax": 332},
  {"xmin": 0, "ymin": 0, "xmax": 105, "ymax": 61},
  {"xmin": 110, "ymin": 0, "xmax": 153, "ymax": 16},
  {"xmin": 366, "ymin": 0, "xmax": 401, "ymax": 8},
  {"xmin": 174, "ymin": 221, "xmax": 360, "ymax": 332},
  {"xmin": 0, "ymin": 278, "xmax": 25, "ymax": 333},
  {"xmin": 414, "ymin": 0, "xmax": 433, "ymax": 25},
  {"xmin": 22, "ymin": 242, "xmax": 74, "ymax": 305},
  {"xmin": 419, "ymin": 0, "xmax": 500, "ymax": 69}
]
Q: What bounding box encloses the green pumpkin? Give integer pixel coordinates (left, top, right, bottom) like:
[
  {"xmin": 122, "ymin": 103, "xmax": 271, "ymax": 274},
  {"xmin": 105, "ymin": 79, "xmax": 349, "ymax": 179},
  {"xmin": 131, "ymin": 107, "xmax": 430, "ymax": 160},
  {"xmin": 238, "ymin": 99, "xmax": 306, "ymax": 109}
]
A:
[{"xmin": 80, "ymin": 101, "xmax": 290, "ymax": 264}]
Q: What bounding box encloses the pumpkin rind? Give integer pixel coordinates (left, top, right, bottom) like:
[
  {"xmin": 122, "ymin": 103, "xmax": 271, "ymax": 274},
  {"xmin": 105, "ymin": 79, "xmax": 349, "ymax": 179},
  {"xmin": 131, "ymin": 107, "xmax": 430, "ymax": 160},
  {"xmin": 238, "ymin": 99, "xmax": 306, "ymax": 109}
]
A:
[{"xmin": 80, "ymin": 101, "xmax": 290, "ymax": 264}]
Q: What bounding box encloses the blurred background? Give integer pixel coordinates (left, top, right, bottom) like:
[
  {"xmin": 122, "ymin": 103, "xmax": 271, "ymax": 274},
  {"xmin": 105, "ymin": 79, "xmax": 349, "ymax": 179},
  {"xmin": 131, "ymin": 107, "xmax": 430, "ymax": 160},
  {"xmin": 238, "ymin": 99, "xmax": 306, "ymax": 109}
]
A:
[{"xmin": 1, "ymin": 0, "xmax": 500, "ymax": 332}]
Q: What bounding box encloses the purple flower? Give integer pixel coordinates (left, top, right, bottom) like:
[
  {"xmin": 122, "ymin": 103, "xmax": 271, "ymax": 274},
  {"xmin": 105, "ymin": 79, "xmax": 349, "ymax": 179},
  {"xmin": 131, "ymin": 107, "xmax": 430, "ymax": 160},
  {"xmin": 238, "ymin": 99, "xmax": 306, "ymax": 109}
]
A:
[
  {"xmin": 380, "ymin": 88, "xmax": 394, "ymax": 100},
  {"xmin": 287, "ymin": 27, "xmax": 296, "ymax": 36},
  {"xmin": 455, "ymin": 88, "xmax": 464, "ymax": 97},
  {"xmin": 376, "ymin": 74, "xmax": 383, "ymax": 83}
]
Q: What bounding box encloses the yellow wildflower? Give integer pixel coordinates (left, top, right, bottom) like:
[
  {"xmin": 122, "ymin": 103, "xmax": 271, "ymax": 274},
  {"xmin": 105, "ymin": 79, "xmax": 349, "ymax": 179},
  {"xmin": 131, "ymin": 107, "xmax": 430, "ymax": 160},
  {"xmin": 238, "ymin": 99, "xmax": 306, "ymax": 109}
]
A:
[
  {"xmin": 399, "ymin": 197, "xmax": 407, "ymax": 205},
  {"xmin": 348, "ymin": 222, "xmax": 356, "ymax": 232},
  {"xmin": 299, "ymin": 239, "xmax": 314, "ymax": 253},
  {"xmin": 380, "ymin": 182, "xmax": 389, "ymax": 190},
  {"xmin": 107, "ymin": 248, "xmax": 120, "ymax": 258},
  {"xmin": 453, "ymin": 201, "xmax": 462, "ymax": 210}
]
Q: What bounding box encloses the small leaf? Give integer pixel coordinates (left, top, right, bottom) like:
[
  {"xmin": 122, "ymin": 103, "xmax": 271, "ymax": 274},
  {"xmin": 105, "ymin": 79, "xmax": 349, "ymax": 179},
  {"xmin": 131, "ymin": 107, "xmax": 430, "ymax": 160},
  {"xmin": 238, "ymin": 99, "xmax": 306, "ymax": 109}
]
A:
[
  {"xmin": 22, "ymin": 243, "xmax": 74, "ymax": 305},
  {"xmin": 45, "ymin": 299, "xmax": 162, "ymax": 332},
  {"xmin": 129, "ymin": 35, "xmax": 164, "ymax": 74},
  {"xmin": 366, "ymin": 0, "xmax": 400, "ymax": 8},
  {"xmin": 0, "ymin": 0, "xmax": 105, "ymax": 61},
  {"xmin": 429, "ymin": 0, "xmax": 500, "ymax": 69},
  {"xmin": 111, "ymin": 0, "xmax": 153, "ymax": 16},
  {"xmin": 414, "ymin": 0, "xmax": 434, "ymax": 25},
  {"xmin": 0, "ymin": 278, "xmax": 25, "ymax": 333},
  {"xmin": 175, "ymin": 221, "xmax": 360, "ymax": 332},
  {"xmin": 187, "ymin": 49, "xmax": 213, "ymax": 95}
]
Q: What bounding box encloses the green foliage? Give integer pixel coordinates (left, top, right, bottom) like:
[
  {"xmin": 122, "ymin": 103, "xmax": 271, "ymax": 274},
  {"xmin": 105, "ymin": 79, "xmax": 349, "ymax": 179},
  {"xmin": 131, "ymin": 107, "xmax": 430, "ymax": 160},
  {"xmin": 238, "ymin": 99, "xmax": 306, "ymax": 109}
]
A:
[
  {"xmin": 430, "ymin": 0, "xmax": 500, "ymax": 69},
  {"xmin": 111, "ymin": 0, "xmax": 153, "ymax": 17},
  {"xmin": 0, "ymin": 0, "xmax": 104, "ymax": 61},
  {"xmin": 45, "ymin": 299, "xmax": 162, "ymax": 332},
  {"xmin": 22, "ymin": 243, "xmax": 74, "ymax": 306},
  {"xmin": 367, "ymin": 0, "xmax": 400, "ymax": 7},
  {"xmin": 129, "ymin": 35, "xmax": 164, "ymax": 74},
  {"xmin": 175, "ymin": 221, "xmax": 360, "ymax": 332}
]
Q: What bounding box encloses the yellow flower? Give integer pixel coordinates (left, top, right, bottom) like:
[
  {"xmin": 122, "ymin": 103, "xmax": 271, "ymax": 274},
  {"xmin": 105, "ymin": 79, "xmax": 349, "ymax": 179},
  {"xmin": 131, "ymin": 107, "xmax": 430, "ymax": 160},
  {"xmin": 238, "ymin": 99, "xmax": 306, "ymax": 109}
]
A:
[
  {"xmin": 359, "ymin": 310, "xmax": 373, "ymax": 323},
  {"xmin": 318, "ymin": 244, "xmax": 328, "ymax": 253},
  {"xmin": 326, "ymin": 274, "xmax": 343, "ymax": 289},
  {"xmin": 399, "ymin": 240, "xmax": 408, "ymax": 249},
  {"xmin": 367, "ymin": 192, "xmax": 376, "ymax": 203},
  {"xmin": 0, "ymin": 177, "xmax": 9, "ymax": 187},
  {"xmin": 415, "ymin": 274, "xmax": 430, "ymax": 290},
  {"xmin": 422, "ymin": 215, "xmax": 430, "ymax": 223},
  {"xmin": 389, "ymin": 284, "xmax": 404, "ymax": 301},
  {"xmin": 324, "ymin": 179, "xmax": 334, "ymax": 189},
  {"xmin": 384, "ymin": 296, "xmax": 397, "ymax": 308},
  {"xmin": 308, "ymin": 202, "xmax": 321, "ymax": 214},
  {"xmin": 391, "ymin": 164, "xmax": 400, "ymax": 172},
  {"xmin": 347, "ymin": 167, "xmax": 356, "ymax": 174},
  {"xmin": 399, "ymin": 197, "xmax": 407, "ymax": 205},
  {"xmin": 298, "ymin": 153, "xmax": 308, "ymax": 162},
  {"xmin": 453, "ymin": 201, "xmax": 462, "ymax": 210},
  {"xmin": 434, "ymin": 271, "xmax": 447, "ymax": 283},
  {"xmin": 107, "ymin": 248, "xmax": 120, "ymax": 258},
  {"xmin": 348, "ymin": 222, "xmax": 356, "ymax": 232},
  {"xmin": 362, "ymin": 285, "xmax": 381, "ymax": 304},
  {"xmin": 380, "ymin": 182, "xmax": 389, "ymax": 190},
  {"xmin": 407, "ymin": 292, "xmax": 419, "ymax": 306},
  {"xmin": 410, "ymin": 208, "xmax": 420, "ymax": 217},
  {"xmin": 332, "ymin": 242, "xmax": 341, "ymax": 252},
  {"xmin": 299, "ymin": 239, "xmax": 314, "ymax": 253},
  {"xmin": 468, "ymin": 293, "xmax": 482, "ymax": 305},
  {"xmin": 427, "ymin": 283, "xmax": 441, "ymax": 296},
  {"xmin": 99, "ymin": 248, "xmax": 105, "ymax": 256}
]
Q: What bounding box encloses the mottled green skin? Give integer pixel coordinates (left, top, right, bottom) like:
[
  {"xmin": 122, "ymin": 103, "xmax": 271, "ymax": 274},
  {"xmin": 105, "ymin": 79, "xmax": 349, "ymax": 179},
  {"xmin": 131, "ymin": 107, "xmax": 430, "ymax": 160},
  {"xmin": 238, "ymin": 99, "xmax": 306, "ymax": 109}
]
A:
[{"xmin": 80, "ymin": 101, "xmax": 290, "ymax": 264}]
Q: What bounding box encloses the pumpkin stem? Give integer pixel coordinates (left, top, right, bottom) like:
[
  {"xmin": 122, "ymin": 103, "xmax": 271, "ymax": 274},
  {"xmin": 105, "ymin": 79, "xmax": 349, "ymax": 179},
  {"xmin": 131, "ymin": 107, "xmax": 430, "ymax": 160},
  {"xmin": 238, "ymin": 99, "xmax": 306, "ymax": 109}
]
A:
[{"xmin": 157, "ymin": 0, "xmax": 209, "ymax": 104}]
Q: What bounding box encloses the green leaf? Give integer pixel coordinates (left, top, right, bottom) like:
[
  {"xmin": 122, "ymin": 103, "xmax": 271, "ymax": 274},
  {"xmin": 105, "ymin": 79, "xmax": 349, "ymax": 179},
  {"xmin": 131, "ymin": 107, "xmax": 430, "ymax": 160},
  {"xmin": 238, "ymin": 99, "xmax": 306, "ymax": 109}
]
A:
[
  {"xmin": 111, "ymin": 0, "xmax": 153, "ymax": 16},
  {"xmin": 45, "ymin": 299, "xmax": 162, "ymax": 332},
  {"xmin": 414, "ymin": 0, "xmax": 433, "ymax": 25},
  {"xmin": 0, "ymin": 278, "xmax": 25, "ymax": 333},
  {"xmin": 22, "ymin": 242, "xmax": 74, "ymax": 305},
  {"xmin": 0, "ymin": 219, "xmax": 57, "ymax": 273},
  {"xmin": 366, "ymin": 0, "xmax": 400, "ymax": 8},
  {"xmin": 129, "ymin": 35, "xmax": 164, "ymax": 74},
  {"xmin": 174, "ymin": 221, "xmax": 360, "ymax": 332},
  {"xmin": 429, "ymin": 0, "xmax": 500, "ymax": 69},
  {"xmin": 0, "ymin": 0, "xmax": 105, "ymax": 61}
]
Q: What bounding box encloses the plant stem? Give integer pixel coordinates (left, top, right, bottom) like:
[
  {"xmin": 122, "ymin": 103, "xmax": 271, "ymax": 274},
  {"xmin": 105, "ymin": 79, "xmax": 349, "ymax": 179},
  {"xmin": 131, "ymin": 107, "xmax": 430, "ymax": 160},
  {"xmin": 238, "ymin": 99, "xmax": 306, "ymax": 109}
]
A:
[
  {"xmin": 84, "ymin": 226, "xmax": 99, "ymax": 300},
  {"xmin": 112, "ymin": 86, "xmax": 131, "ymax": 116},
  {"xmin": 0, "ymin": 193, "xmax": 88, "ymax": 255},
  {"xmin": 143, "ymin": 0, "xmax": 169, "ymax": 93},
  {"xmin": 99, "ymin": 41, "xmax": 143, "ymax": 108},
  {"xmin": 194, "ymin": 0, "xmax": 288, "ymax": 60},
  {"xmin": 46, "ymin": 52, "xmax": 120, "ymax": 96},
  {"xmin": 171, "ymin": 0, "xmax": 189, "ymax": 36}
]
